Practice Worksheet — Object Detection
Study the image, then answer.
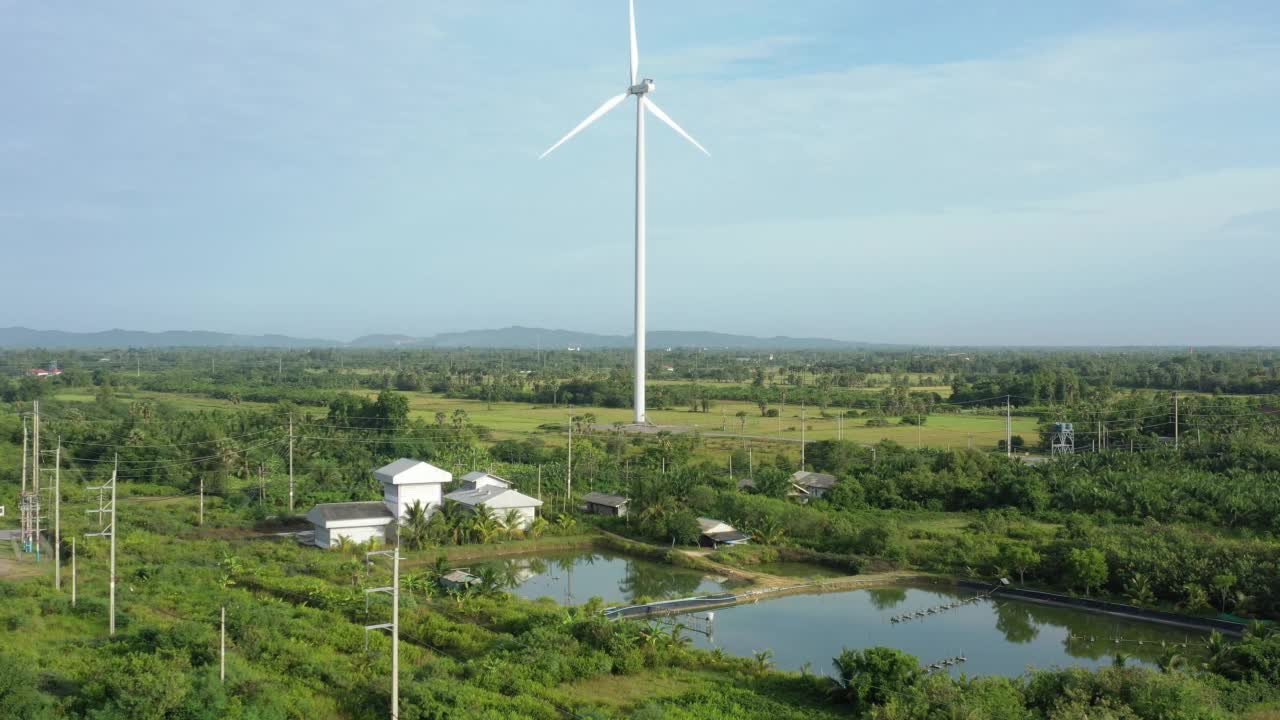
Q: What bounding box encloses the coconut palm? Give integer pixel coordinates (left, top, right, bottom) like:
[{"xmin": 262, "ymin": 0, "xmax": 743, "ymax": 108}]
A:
[
  {"xmin": 431, "ymin": 502, "xmax": 466, "ymax": 546},
  {"xmin": 476, "ymin": 565, "xmax": 505, "ymax": 597},
  {"xmin": 528, "ymin": 516, "xmax": 550, "ymax": 539},
  {"xmin": 401, "ymin": 500, "xmax": 433, "ymax": 550},
  {"xmin": 554, "ymin": 513, "xmax": 577, "ymax": 534},
  {"xmin": 1156, "ymin": 651, "xmax": 1186, "ymax": 673},
  {"xmin": 334, "ymin": 535, "xmax": 354, "ymax": 556},
  {"xmin": 751, "ymin": 517, "xmax": 786, "ymax": 546},
  {"xmin": 502, "ymin": 509, "xmax": 525, "ymax": 540},
  {"xmin": 752, "ymin": 649, "xmax": 774, "ymax": 674},
  {"xmin": 470, "ymin": 505, "xmax": 501, "ymax": 544}
]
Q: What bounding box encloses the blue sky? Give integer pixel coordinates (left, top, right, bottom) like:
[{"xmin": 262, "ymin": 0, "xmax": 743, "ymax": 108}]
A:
[{"xmin": 1, "ymin": 1, "xmax": 1277, "ymax": 345}]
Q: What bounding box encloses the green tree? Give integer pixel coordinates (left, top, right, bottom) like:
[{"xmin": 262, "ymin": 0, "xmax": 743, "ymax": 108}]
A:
[
  {"xmin": 830, "ymin": 646, "xmax": 922, "ymax": 710},
  {"xmin": 1212, "ymin": 573, "xmax": 1236, "ymax": 612},
  {"xmin": 1066, "ymin": 548, "xmax": 1107, "ymax": 597},
  {"xmin": 665, "ymin": 511, "xmax": 702, "ymax": 546},
  {"xmin": 999, "ymin": 543, "xmax": 1040, "ymax": 584}
]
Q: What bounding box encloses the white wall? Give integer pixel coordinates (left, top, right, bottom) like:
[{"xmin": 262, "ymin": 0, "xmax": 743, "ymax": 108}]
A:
[
  {"xmin": 498, "ymin": 506, "xmax": 537, "ymax": 531},
  {"xmin": 383, "ymin": 482, "xmax": 442, "ymax": 523},
  {"xmin": 322, "ymin": 524, "xmax": 388, "ymax": 548}
]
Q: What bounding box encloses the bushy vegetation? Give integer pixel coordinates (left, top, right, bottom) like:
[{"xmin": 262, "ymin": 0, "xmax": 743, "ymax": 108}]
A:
[{"xmin": 4, "ymin": 346, "xmax": 1280, "ymax": 717}]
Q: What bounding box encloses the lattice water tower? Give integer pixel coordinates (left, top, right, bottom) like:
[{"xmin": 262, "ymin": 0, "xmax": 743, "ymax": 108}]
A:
[{"xmin": 1050, "ymin": 422, "xmax": 1075, "ymax": 455}]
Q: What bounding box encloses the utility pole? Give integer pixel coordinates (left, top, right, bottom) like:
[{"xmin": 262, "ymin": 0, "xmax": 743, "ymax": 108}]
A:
[
  {"xmin": 1173, "ymin": 393, "xmax": 1179, "ymax": 451},
  {"xmin": 566, "ymin": 416, "xmax": 573, "ymax": 508},
  {"xmin": 71, "ymin": 538, "xmax": 76, "ymax": 607},
  {"xmin": 22, "ymin": 420, "xmax": 27, "ymax": 495},
  {"xmin": 1005, "ymin": 396, "xmax": 1012, "ymax": 458},
  {"xmin": 799, "ymin": 404, "xmax": 806, "ymax": 469},
  {"xmin": 33, "ymin": 401, "xmax": 40, "ymax": 559},
  {"xmin": 536, "ymin": 465, "xmax": 542, "ymax": 501},
  {"xmin": 199, "ymin": 476, "xmax": 204, "ymax": 526},
  {"xmin": 54, "ymin": 439, "xmax": 61, "ymax": 590},
  {"xmin": 365, "ymin": 547, "xmax": 401, "ymax": 720},
  {"xmin": 288, "ymin": 414, "xmax": 295, "ymax": 513},
  {"xmin": 20, "ymin": 420, "xmax": 33, "ymax": 555},
  {"xmin": 220, "ymin": 606, "xmax": 226, "ymax": 683},
  {"xmin": 86, "ymin": 456, "xmax": 118, "ymax": 635}
]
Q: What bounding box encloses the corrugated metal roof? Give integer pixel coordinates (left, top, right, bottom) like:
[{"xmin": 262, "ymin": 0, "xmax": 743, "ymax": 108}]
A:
[
  {"xmin": 306, "ymin": 501, "xmax": 394, "ymax": 524},
  {"xmin": 445, "ymin": 486, "xmax": 543, "ymax": 509},
  {"xmin": 704, "ymin": 530, "xmax": 750, "ymax": 543},
  {"xmin": 698, "ymin": 517, "xmax": 734, "ymax": 533},
  {"xmin": 375, "ymin": 458, "xmax": 425, "ymax": 478},
  {"xmin": 582, "ymin": 492, "xmax": 629, "ymax": 507},
  {"xmin": 792, "ymin": 471, "xmax": 838, "ymax": 489}
]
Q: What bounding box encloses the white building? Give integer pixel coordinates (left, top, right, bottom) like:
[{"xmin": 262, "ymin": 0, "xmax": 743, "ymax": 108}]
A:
[
  {"xmin": 444, "ymin": 471, "xmax": 543, "ymax": 530},
  {"xmin": 305, "ymin": 458, "xmax": 452, "ymax": 549}
]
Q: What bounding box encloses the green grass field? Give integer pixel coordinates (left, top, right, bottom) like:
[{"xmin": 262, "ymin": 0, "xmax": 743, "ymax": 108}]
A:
[
  {"xmin": 51, "ymin": 388, "xmax": 1040, "ymax": 451},
  {"xmin": 380, "ymin": 391, "xmax": 1039, "ymax": 450}
]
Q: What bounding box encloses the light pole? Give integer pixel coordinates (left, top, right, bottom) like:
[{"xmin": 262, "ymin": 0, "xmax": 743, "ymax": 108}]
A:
[{"xmin": 365, "ymin": 546, "xmax": 401, "ymax": 719}]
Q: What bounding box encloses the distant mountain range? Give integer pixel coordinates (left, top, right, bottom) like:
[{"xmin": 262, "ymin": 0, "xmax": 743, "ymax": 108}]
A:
[{"xmin": 0, "ymin": 326, "xmax": 872, "ymax": 350}]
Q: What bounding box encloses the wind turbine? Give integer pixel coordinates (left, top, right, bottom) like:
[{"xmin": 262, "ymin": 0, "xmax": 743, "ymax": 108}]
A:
[{"xmin": 540, "ymin": 0, "xmax": 709, "ymax": 425}]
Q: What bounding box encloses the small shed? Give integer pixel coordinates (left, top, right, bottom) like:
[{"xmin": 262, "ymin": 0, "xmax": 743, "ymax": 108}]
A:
[
  {"xmin": 305, "ymin": 502, "xmax": 395, "ymax": 548},
  {"xmin": 582, "ymin": 492, "xmax": 629, "ymax": 517},
  {"xmin": 791, "ymin": 471, "xmax": 838, "ymax": 499},
  {"xmin": 439, "ymin": 569, "xmax": 480, "ymax": 591},
  {"xmin": 697, "ymin": 517, "xmax": 750, "ymax": 549}
]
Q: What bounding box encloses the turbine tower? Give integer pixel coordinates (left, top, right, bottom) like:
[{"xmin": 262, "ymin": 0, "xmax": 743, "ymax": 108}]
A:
[{"xmin": 540, "ymin": 0, "xmax": 709, "ymax": 425}]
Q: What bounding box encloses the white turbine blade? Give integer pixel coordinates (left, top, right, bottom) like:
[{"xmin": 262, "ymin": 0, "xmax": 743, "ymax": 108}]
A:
[
  {"xmin": 539, "ymin": 93, "xmax": 630, "ymax": 159},
  {"xmin": 629, "ymin": 0, "xmax": 639, "ymax": 85},
  {"xmin": 645, "ymin": 98, "xmax": 710, "ymax": 156}
]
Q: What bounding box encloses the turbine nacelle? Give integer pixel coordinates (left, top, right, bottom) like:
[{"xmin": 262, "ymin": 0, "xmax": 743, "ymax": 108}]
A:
[{"xmin": 628, "ymin": 79, "xmax": 655, "ymax": 96}]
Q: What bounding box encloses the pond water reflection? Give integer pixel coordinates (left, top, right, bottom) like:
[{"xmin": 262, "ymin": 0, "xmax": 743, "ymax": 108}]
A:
[
  {"xmin": 470, "ymin": 549, "xmax": 741, "ymax": 605},
  {"xmin": 686, "ymin": 585, "xmax": 1208, "ymax": 677}
]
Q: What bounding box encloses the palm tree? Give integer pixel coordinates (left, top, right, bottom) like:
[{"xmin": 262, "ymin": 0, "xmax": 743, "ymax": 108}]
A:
[
  {"xmin": 554, "ymin": 513, "xmax": 577, "ymax": 535},
  {"xmin": 431, "ymin": 502, "xmax": 466, "ymax": 546},
  {"xmin": 470, "ymin": 505, "xmax": 500, "ymax": 544},
  {"xmin": 476, "ymin": 565, "xmax": 505, "ymax": 597},
  {"xmin": 528, "ymin": 516, "xmax": 550, "ymax": 539},
  {"xmin": 334, "ymin": 535, "xmax": 354, "ymax": 556},
  {"xmin": 751, "ymin": 517, "xmax": 786, "ymax": 546},
  {"xmin": 752, "ymin": 649, "xmax": 774, "ymax": 674},
  {"xmin": 401, "ymin": 500, "xmax": 432, "ymax": 550},
  {"xmin": 1156, "ymin": 651, "xmax": 1186, "ymax": 673},
  {"xmin": 665, "ymin": 624, "xmax": 692, "ymax": 655},
  {"xmin": 502, "ymin": 509, "xmax": 525, "ymax": 540}
]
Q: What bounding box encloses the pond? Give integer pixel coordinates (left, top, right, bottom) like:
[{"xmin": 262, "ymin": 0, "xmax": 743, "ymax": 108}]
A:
[
  {"xmin": 469, "ymin": 549, "xmax": 744, "ymax": 604},
  {"xmin": 684, "ymin": 585, "xmax": 1209, "ymax": 677}
]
